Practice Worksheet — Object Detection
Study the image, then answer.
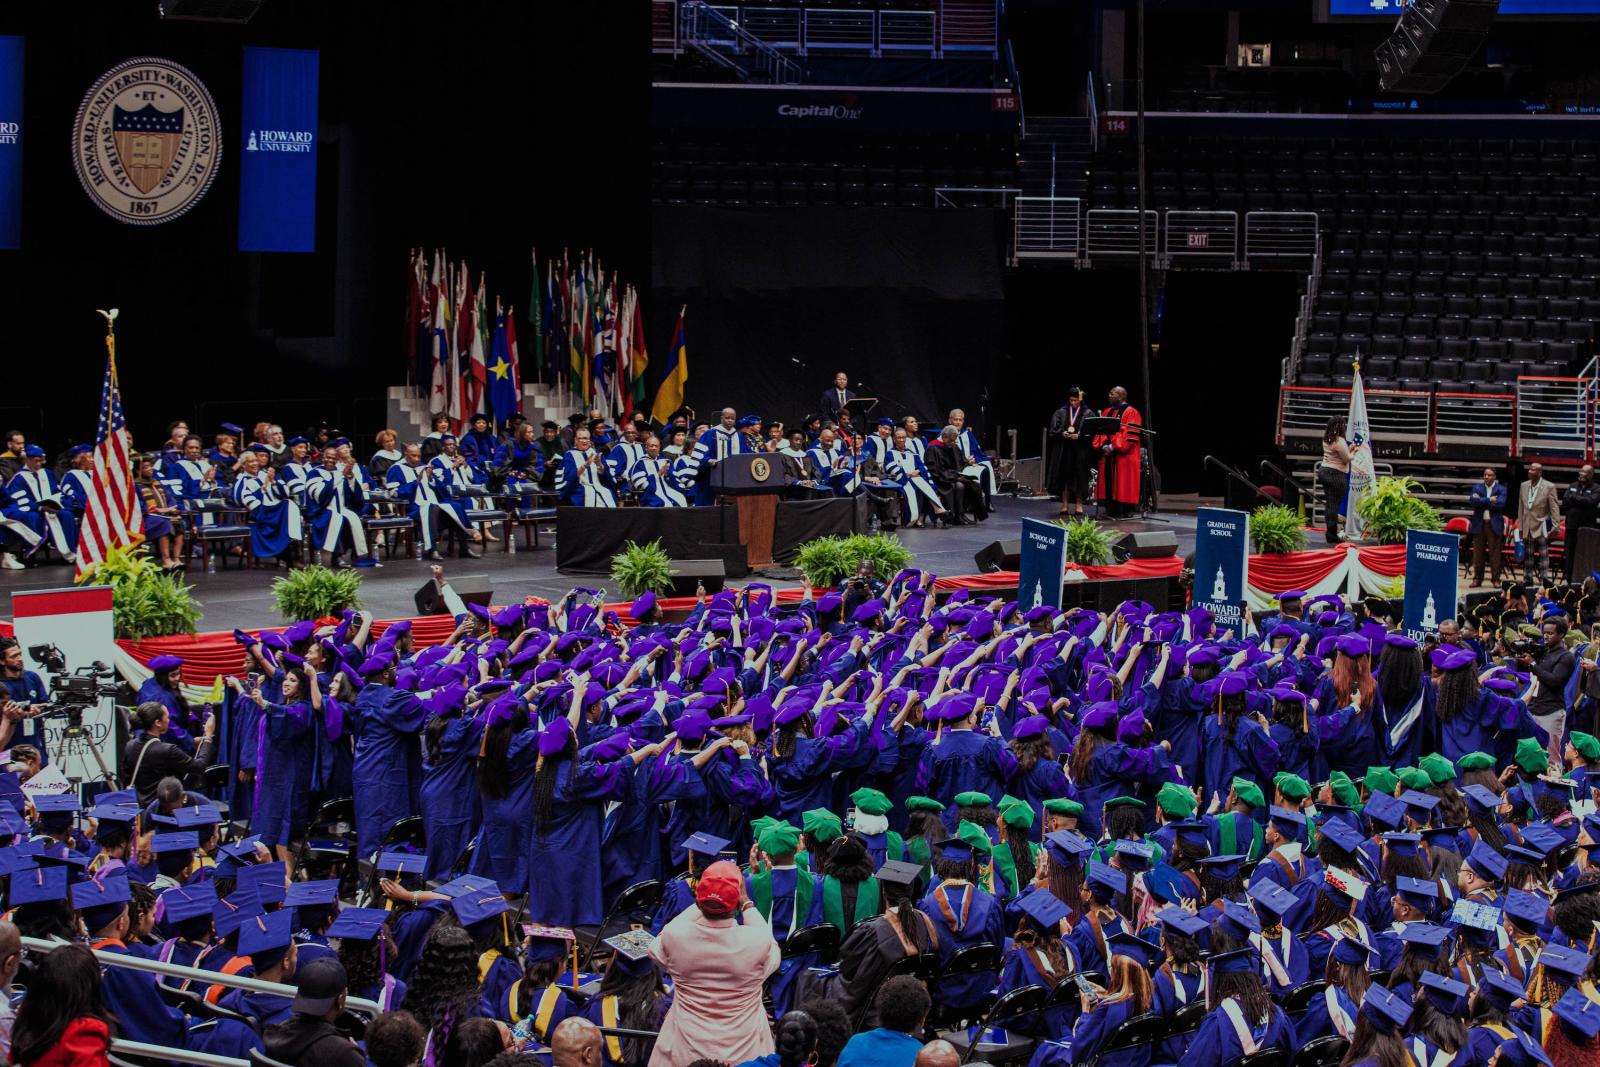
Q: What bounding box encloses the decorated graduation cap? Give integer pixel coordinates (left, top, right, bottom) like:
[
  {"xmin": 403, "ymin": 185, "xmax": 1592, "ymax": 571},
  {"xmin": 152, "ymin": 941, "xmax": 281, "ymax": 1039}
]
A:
[
  {"xmin": 1360, "ymin": 983, "xmax": 1412, "ymax": 1034},
  {"xmin": 601, "ymin": 930, "xmax": 659, "ymax": 977},
  {"xmin": 1322, "ymin": 866, "xmax": 1369, "ymax": 903}
]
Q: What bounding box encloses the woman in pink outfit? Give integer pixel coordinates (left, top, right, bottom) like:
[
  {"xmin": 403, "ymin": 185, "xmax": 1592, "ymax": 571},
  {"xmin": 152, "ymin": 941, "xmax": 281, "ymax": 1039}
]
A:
[{"xmin": 647, "ymin": 860, "xmax": 781, "ymax": 1067}]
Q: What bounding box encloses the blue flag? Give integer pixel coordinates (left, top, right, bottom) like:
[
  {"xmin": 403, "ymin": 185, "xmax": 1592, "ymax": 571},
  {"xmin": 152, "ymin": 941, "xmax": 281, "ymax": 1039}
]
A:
[{"xmin": 488, "ymin": 314, "xmax": 517, "ymax": 423}]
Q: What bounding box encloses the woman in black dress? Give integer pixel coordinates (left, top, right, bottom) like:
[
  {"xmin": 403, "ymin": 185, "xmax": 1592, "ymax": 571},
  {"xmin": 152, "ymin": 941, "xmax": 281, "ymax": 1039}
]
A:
[{"xmin": 1048, "ymin": 387, "xmax": 1093, "ymax": 516}]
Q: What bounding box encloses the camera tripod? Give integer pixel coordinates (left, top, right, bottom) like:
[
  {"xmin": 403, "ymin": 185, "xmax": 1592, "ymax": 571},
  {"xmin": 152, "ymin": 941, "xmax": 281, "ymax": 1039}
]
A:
[{"xmin": 53, "ymin": 711, "xmax": 118, "ymax": 788}]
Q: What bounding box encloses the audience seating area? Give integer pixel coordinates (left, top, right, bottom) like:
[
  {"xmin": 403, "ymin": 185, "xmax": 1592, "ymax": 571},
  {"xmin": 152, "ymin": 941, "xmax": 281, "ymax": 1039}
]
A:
[{"xmin": 652, "ymin": 131, "xmax": 1016, "ymax": 207}]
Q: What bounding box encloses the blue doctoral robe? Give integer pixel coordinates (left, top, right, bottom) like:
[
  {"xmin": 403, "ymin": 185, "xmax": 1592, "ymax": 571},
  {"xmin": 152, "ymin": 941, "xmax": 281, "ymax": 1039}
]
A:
[
  {"xmin": 352, "ymin": 684, "xmax": 427, "ymax": 858},
  {"xmin": 663, "ymin": 750, "xmax": 771, "ymax": 866},
  {"xmin": 1009, "ymin": 757, "xmax": 1070, "ymax": 843},
  {"xmin": 470, "ymin": 727, "xmax": 539, "ymax": 895},
  {"xmin": 684, "ymin": 425, "xmax": 753, "ymax": 505},
  {"xmin": 1153, "ymin": 965, "xmax": 1207, "ymax": 1061},
  {"xmin": 1188, "ymin": 1001, "xmax": 1298, "ymax": 1067},
  {"xmin": 1437, "ymin": 688, "xmax": 1546, "ymax": 763},
  {"xmin": 555, "ymin": 448, "xmax": 618, "ymax": 507},
  {"xmin": 253, "ymin": 697, "xmax": 315, "ymax": 847},
  {"xmin": 771, "ymin": 727, "xmax": 867, "ymax": 826},
  {"xmin": 5, "ymin": 467, "xmax": 78, "ymax": 556},
  {"xmin": 917, "ymin": 881, "xmax": 1005, "ymax": 1010},
  {"xmin": 526, "ymin": 755, "xmax": 629, "ymax": 928},
  {"xmin": 231, "ymin": 471, "xmax": 301, "ymax": 559},
  {"xmin": 1075, "ymin": 742, "xmax": 1173, "ymax": 839},
  {"xmin": 600, "ymin": 752, "xmax": 692, "ymax": 906},
  {"xmin": 1158, "ymin": 676, "xmax": 1209, "ymax": 774},
  {"xmin": 916, "ymin": 728, "xmax": 1019, "ymax": 830},
  {"xmin": 1309, "ymin": 681, "xmax": 1381, "ymax": 778},
  {"xmin": 1198, "ymin": 714, "xmax": 1281, "ymax": 811},
  {"xmin": 422, "ymin": 714, "xmax": 483, "ymax": 881}
]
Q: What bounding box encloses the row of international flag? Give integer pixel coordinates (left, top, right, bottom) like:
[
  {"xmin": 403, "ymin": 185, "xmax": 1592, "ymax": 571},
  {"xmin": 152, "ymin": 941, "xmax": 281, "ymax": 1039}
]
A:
[{"xmin": 404, "ymin": 248, "xmax": 688, "ymax": 429}]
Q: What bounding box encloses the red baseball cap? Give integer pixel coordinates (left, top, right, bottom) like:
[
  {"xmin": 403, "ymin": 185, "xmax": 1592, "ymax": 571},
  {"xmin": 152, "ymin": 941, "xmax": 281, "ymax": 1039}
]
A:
[{"xmin": 695, "ymin": 860, "xmax": 743, "ymax": 916}]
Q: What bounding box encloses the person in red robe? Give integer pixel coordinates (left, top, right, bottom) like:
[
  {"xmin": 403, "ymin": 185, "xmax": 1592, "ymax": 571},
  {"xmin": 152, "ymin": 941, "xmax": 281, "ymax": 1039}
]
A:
[{"xmin": 1094, "ymin": 385, "xmax": 1143, "ymax": 517}]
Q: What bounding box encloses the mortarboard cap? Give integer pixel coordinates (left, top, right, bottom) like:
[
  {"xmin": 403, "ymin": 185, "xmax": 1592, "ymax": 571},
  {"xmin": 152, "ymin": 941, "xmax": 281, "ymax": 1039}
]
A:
[
  {"xmin": 874, "ymin": 860, "xmax": 923, "ymax": 889},
  {"xmin": 162, "ymin": 882, "xmax": 219, "ymax": 924},
  {"xmin": 1554, "ymin": 987, "xmax": 1600, "ymax": 1040},
  {"xmin": 1539, "ymin": 943, "xmax": 1594, "ymax": 981},
  {"xmin": 239, "ymin": 910, "xmax": 294, "ymax": 959},
  {"xmin": 1361, "ymin": 983, "xmax": 1412, "ymax": 1032},
  {"xmin": 1154, "ymin": 906, "xmax": 1209, "ymax": 939},
  {"xmin": 1397, "ymin": 922, "xmax": 1450, "ymax": 953},
  {"xmin": 1207, "ymin": 948, "xmax": 1260, "ymax": 975},
  {"xmin": 327, "ymin": 906, "xmax": 389, "ymax": 942},
  {"xmin": 1018, "ymin": 890, "xmax": 1072, "ymax": 931}
]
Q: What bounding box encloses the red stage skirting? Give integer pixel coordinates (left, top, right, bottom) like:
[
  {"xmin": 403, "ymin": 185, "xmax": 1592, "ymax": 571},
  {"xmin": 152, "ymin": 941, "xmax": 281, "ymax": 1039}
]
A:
[{"xmin": 1244, "ymin": 543, "xmax": 1407, "ymax": 592}]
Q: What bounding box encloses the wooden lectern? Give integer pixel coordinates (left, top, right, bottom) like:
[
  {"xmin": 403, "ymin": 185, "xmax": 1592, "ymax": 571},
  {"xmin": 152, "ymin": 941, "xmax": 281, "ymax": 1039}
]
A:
[{"xmin": 710, "ymin": 453, "xmax": 786, "ymax": 567}]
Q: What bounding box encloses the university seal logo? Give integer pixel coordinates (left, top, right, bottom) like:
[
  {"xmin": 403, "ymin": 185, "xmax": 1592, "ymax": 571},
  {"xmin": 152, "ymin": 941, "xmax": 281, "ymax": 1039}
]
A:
[{"xmin": 71, "ymin": 56, "xmax": 221, "ymax": 225}]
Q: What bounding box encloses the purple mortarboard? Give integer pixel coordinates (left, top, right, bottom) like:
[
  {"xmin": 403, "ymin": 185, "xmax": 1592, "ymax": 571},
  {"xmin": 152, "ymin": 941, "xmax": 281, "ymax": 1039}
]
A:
[
  {"xmin": 815, "ymin": 592, "xmax": 843, "ymax": 615},
  {"xmin": 1079, "ymin": 702, "xmax": 1120, "ymax": 730},
  {"xmin": 1276, "ymin": 589, "xmax": 1307, "ymax": 602},
  {"xmin": 1115, "ymin": 711, "xmax": 1147, "ymax": 745},
  {"xmin": 1198, "ymin": 672, "xmax": 1250, "ymax": 701},
  {"xmin": 851, "ymin": 598, "xmax": 885, "ymax": 624},
  {"xmin": 1381, "ymin": 831, "xmax": 1424, "ymax": 858},
  {"xmin": 358, "ymin": 654, "xmax": 394, "ymax": 676},
  {"xmin": 1481, "ymin": 970, "xmax": 1528, "ymax": 1012},
  {"xmin": 283, "ymin": 620, "xmax": 316, "ymax": 644},
  {"xmin": 1108, "ymin": 930, "xmax": 1162, "ymax": 968},
  {"xmin": 1420, "ymin": 971, "xmax": 1470, "ymax": 1015},
  {"xmin": 237, "ymin": 860, "xmax": 287, "ymax": 904},
  {"xmin": 1384, "ymin": 634, "xmax": 1418, "ymax": 650},
  {"xmin": 257, "ymin": 631, "xmax": 289, "ymax": 651},
  {"xmin": 162, "ymin": 882, "xmax": 219, "ymax": 924},
  {"xmin": 674, "ymin": 708, "xmax": 713, "ymax": 742},
  {"xmin": 213, "ymin": 890, "xmax": 263, "ymax": 938},
  {"xmin": 1087, "ymin": 861, "xmax": 1128, "ymax": 898},
  {"xmin": 1397, "ymin": 922, "xmax": 1450, "ymax": 953},
  {"xmin": 1430, "ymin": 646, "xmax": 1476, "ymax": 672},
  {"xmin": 8, "ymin": 864, "xmax": 67, "ymax": 905},
  {"xmin": 327, "ymin": 906, "xmax": 389, "ymax": 942},
  {"xmin": 150, "ymin": 831, "xmax": 200, "ymax": 857},
  {"xmin": 1520, "ymin": 822, "xmax": 1567, "ymax": 856},
  {"xmin": 1335, "ymin": 634, "xmax": 1371, "ymax": 659},
  {"xmin": 1332, "ymin": 936, "xmax": 1378, "ymax": 966},
  {"xmin": 1484, "ymin": 677, "xmax": 1520, "ymax": 694},
  {"xmin": 72, "ymin": 874, "xmax": 131, "ymax": 931},
  {"xmin": 284, "ymin": 879, "xmax": 340, "ymax": 914},
  {"xmin": 1207, "ymin": 948, "xmax": 1260, "ymax": 975},
  {"xmin": 451, "ymin": 885, "xmax": 511, "ymax": 929},
  {"xmin": 1461, "ymin": 783, "xmax": 1504, "ymax": 816},
  {"xmin": 1361, "ymin": 983, "xmax": 1412, "ymax": 1032},
  {"xmin": 1197, "ymin": 853, "xmax": 1247, "ymax": 880},
  {"xmin": 538, "ymin": 717, "xmax": 574, "ymax": 756},
  {"xmin": 1185, "ymin": 646, "xmax": 1220, "ymax": 668},
  {"xmin": 1013, "ymin": 715, "xmax": 1048, "ymax": 740},
  {"xmin": 1394, "ymin": 875, "xmax": 1440, "ymax": 910},
  {"xmin": 148, "ymin": 654, "xmax": 184, "ymax": 672},
  {"xmin": 1267, "ymin": 624, "xmax": 1300, "ymax": 642},
  {"xmin": 1398, "ymin": 790, "xmax": 1439, "ymax": 818},
  {"xmin": 1154, "ymin": 906, "xmax": 1208, "ymax": 939},
  {"xmin": 239, "ymin": 910, "xmax": 295, "ymax": 958},
  {"xmin": 1113, "ymin": 840, "xmax": 1155, "ymax": 871}
]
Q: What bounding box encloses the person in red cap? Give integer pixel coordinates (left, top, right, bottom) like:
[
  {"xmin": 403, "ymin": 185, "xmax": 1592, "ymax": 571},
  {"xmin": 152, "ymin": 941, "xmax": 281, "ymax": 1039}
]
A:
[{"xmin": 647, "ymin": 859, "xmax": 780, "ymax": 1066}]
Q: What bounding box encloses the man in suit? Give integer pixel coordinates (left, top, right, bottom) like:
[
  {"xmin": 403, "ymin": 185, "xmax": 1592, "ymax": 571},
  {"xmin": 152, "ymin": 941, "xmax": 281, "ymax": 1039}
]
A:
[
  {"xmin": 1468, "ymin": 467, "xmax": 1507, "ymax": 589},
  {"xmin": 1564, "ymin": 464, "xmax": 1600, "ymax": 580},
  {"xmin": 820, "ymin": 371, "xmax": 856, "ymax": 426},
  {"xmin": 1520, "ymin": 462, "xmax": 1561, "ymax": 586}
]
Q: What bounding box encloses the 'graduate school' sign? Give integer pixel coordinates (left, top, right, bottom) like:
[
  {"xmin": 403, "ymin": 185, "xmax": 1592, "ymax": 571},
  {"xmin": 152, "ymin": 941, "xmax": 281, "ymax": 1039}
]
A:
[
  {"xmin": 1018, "ymin": 517, "xmax": 1068, "ymax": 609},
  {"xmin": 1402, "ymin": 528, "xmax": 1459, "ymax": 640},
  {"xmin": 1194, "ymin": 507, "xmax": 1249, "ymax": 632}
]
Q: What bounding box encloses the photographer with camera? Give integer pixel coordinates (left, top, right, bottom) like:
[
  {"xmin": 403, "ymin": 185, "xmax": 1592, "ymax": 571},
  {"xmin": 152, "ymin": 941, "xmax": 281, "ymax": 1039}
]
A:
[
  {"xmin": 1517, "ymin": 615, "xmax": 1574, "ymax": 766},
  {"xmin": 123, "ymin": 700, "xmax": 217, "ymax": 807},
  {"xmin": 0, "ymin": 638, "xmax": 49, "ymax": 761}
]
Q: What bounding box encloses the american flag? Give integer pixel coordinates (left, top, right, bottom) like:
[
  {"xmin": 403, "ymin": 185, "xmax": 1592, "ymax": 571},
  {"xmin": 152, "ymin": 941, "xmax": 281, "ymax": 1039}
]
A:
[{"xmin": 75, "ymin": 329, "xmax": 143, "ymax": 576}]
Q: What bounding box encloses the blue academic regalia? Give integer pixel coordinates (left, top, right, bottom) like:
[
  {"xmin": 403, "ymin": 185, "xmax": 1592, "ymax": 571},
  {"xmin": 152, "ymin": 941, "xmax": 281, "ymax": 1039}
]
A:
[
  {"xmin": 685, "ymin": 425, "xmax": 753, "ymax": 504},
  {"xmin": 253, "ymin": 697, "xmax": 315, "ymax": 847},
  {"xmin": 1267, "ymin": 721, "xmax": 1316, "ymax": 785},
  {"xmin": 1437, "ymin": 688, "xmax": 1545, "ymax": 763},
  {"xmin": 1187, "ymin": 1001, "xmax": 1298, "ymax": 1067},
  {"xmin": 1075, "ymin": 742, "xmax": 1172, "ymax": 839},
  {"xmin": 629, "ymin": 454, "xmax": 692, "ymax": 508},
  {"xmin": 664, "ymin": 751, "xmax": 771, "ymax": 866},
  {"xmin": 1297, "ymin": 984, "xmax": 1357, "ymax": 1043},
  {"xmin": 1158, "ymin": 676, "xmax": 1209, "ymax": 774},
  {"xmin": 387, "ymin": 461, "xmax": 469, "ymax": 552},
  {"xmin": 1071, "ymin": 996, "xmax": 1153, "ymax": 1067},
  {"xmin": 917, "ymin": 880, "xmax": 1005, "ymax": 1011},
  {"xmin": 305, "ymin": 464, "xmax": 369, "ymax": 556},
  {"xmin": 916, "ymin": 729, "xmax": 1018, "ymax": 830},
  {"xmin": 555, "ymin": 448, "xmax": 618, "ymax": 507},
  {"xmin": 5, "ymin": 467, "xmax": 78, "ymax": 557},
  {"xmin": 1255, "ymin": 926, "xmax": 1311, "ymax": 996},
  {"xmin": 220, "ymin": 687, "xmax": 260, "ymax": 824},
  {"xmin": 231, "ymin": 471, "xmax": 301, "ymax": 559},
  {"xmin": 525, "ymin": 755, "xmax": 629, "ymax": 928},
  {"xmin": 600, "ymin": 752, "xmax": 692, "ymax": 905},
  {"xmin": 882, "ymin": 726, "xmax": 933, "ymax": 833},
  {"xmin": 135, "ymin": 677, "xmax": 196, "ymax": 753},
  {"xmin": 97, "ymin": 942, "xmax": 191, "ymax": 1049},
  {"xmin": 1153, "ymin": 965, "xmax": 1207, "ymax": 1061},
  {"xmin": 421, "ymin": 714, "xmax": 484, "ymax": 882},
  {"xmin": 470, "ymin": 728, "xmax": 540, "ymax": 895},
  {"xmin": 999, "ymin": 945, "xmax": 1079, "ymax": 1038},
  {"xmin": 1199, "ymin": 714, "xmax": 1281, "ymax": 811},
  {"xmin": 391, "ymin": 901, "xmax": 448, "ymax": 984},
  {"xmin": 772, "ymin": 728, "xmax": 867, "ymax": 826},
  {"xmin": 1309, "ymin": 682, "xmax": 1381, "ymax": 779},
  {"xmin": 355, "ymin": 974, "xmax": 409, "ymax": 1014},
  {"xmin": 352, "ymin": 684, "xmax": 428, "ymax": 858},
  {"xmin": 1010, "ymin": 758, "xmax": 1070, "ymax": 843}
]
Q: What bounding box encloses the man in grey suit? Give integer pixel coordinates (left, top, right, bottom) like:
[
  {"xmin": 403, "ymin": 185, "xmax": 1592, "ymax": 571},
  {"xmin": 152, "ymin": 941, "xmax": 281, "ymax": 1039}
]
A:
[{"xmin": 1520, "ymin": 462, "xmax": 1561, "ymax": 585}]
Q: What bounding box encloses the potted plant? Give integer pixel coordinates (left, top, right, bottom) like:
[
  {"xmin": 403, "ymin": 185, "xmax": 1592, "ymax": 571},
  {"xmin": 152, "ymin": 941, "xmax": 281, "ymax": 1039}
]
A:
[
  {"xmin": 1055, "ymin": 517, "xmax": 1114, "ymax": 566},
  {"xmin": 610, "ymin": 539, "xmax": 675, "ymax": 598},
  {"xmin": 271, "ymin": 565, "xmax": 364, "ymax": 622},
  {"xmin": 1250, "ymin": 504, "xmax": 1308, "ymax": 555},
  {"xmin": 75, "ymin": 543, "xmax": 203, "ymax": 639},
  {"xmin": 1355, "ymin": 476, "xmax": 1442, "ymax": 545},
  {"xmin": 793, "ymin": 533, "xmax": 913, "ymax": 587}
]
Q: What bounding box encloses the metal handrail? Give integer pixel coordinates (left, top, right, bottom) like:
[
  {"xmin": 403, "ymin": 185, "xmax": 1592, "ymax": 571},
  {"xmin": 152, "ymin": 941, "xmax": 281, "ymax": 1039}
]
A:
[
  {"xmin": 20, "ymin": 936, "xmax": 381, "ymax": 1018},
  {"xmin": 111, "ymin": 1040, "xmax": 248, "ymax": 1067},
  {"xmin": 1087, "ymin": 70, "xmax": 1098, "ymax": 153},
  {"xmin": 1005, "ymin": 40, "xmax": 1025, "ymax": 133},
  {"xmin": 1203, "ymin": 454, "xmax": 1277, "ymax": 511},
  {"xmin": 1258, "ymin": 458, "xmax": 1308, "ymax": 512}
]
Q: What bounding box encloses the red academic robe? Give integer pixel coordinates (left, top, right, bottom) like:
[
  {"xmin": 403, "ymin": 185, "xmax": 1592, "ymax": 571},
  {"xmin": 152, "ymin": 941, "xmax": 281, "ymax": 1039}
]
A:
[{"xmin": 1094, "ymin": 404, "xmax": 1142, "ymax": 505}]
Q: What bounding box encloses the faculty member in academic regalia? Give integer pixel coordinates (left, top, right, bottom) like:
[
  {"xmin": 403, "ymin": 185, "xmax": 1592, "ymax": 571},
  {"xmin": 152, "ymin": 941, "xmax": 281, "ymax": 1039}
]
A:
[
  {"xmin": 387, "ymin": 443, "xmax": 472, "ymax": 562},
  {"xmin": 306, "ymin": 447, "xmax": 369, "ymax": 567},
  {"xmin": 5, "ymin": 445, "xmax": 77, "ymax": 561},
  {"xmin": 1091, "ymin": 387, "xmax": 1143, "ymax": 518},
  {"xmin": 232, "ymin": 446, "xmax": 302, "ymax": 563},
  {"xmin": 629, "ymin": 433, "xmax": 691, "ymax": 508},
  {"xmin": 555, "ymin": 429, "xmax": 618, "ymax": 508},
  {"xmin": 683, "ymin": 408, "xmax": 754, "ymax": 505}
]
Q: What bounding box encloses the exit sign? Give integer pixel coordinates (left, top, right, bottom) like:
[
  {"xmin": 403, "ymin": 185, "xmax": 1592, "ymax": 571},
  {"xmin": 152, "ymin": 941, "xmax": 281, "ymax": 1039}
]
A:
[{"xmin": 1187, "ymin": 232, "xmax": 1211, "ymax": 248}]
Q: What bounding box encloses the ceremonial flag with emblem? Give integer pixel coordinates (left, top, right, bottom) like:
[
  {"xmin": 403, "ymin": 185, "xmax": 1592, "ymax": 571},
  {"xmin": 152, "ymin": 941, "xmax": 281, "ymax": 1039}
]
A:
[
  {"xmin": 1343, "ymin": 353, "xmax": 1375, "ymax": 541},
  {"xmin": 528, "ymin": 249, "xmax": 543, "ymax": 382},
  {"xmin": 506, "ymin": 308, "xmax": 522, "ymax": 405},
  {"xmin": 627, "ymin": 284, "xmax": 649, "ymax": 411},
  {"xmin": 651, "ymin": 306, "xmax": 689, "ymax": 425},
  {"xmin": 76, "ymin": 328, "xmax": 143, "ymax": 576},
  {"xmin": 488, "ymin": 309, "xmax": 517, "ymax": 424}
]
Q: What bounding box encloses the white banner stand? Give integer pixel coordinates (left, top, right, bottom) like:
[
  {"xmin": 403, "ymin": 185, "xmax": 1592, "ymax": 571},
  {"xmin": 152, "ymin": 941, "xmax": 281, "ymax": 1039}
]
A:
[{"xmin": 12, "ymin": 586, "xmax": 120, "ymax": 791}]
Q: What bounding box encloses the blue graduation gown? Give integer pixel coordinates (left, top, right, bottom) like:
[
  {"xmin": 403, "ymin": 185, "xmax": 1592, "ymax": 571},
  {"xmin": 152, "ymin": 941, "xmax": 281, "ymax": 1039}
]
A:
[
  {"xmin": 999, "ymin": 945, "xmax": 1079, "ymax": 1038},
  {"xmin": 1198, "ymin": 714, "xmax": 1281, "ymax": 811},
  {"xmin": 1153, "ymin": 965, "xmax": 1207, "ymax": 1061},
  {"xmin": 1010, "ymin": 758, "xmax": 1071, "ymax": 843},
  {"xmin": 421, "ymin": 714, "xmax": 483, "ymax": 881},
  {"xmin": 1438, "ymin": 688, "xmax": 1545, "ymax": 763},
  {"xmin": 1309, "ymin": 681, "xmax": 1381, "ymax": 778},
  {"xmin": 1378, "ymin": 679, "xmax": 1434, "ymax": 767},
  {"xmin": 555, "ymin": 448, "xmax": 618, "ymax": 507},
  {"xmin": 916, "ymin": 728, "xmax": 1019, "ymax": 830},
  {"xmin": 1267, "ymin": 722, "xmax": 1315, "ymax": 785},
  {"xmin": 222, "ymin": 687, "xmax": 260, "ymax": 822},
  {"xmin": 97, "ymin": 942, "xmax": 191, "ymax": 1049},
  {"xmin": 1076, "ymin": 742, "xmax": 1172, "ymax": 839},
  {"xmin": 1297, "ymin": 985, "xmax": 1357, "ymax": 1043},
  {"xmin": 749, "ymin": 866, "xmax": 824, "ymax": 1017},
  {"xmin": 685, "ymin": 425, "xmax": 753, "ymax": 504},
  {"xmin": 602, "ymin": 752, "xmax": 693, "ymax": 906},
  {"xmin": 1158, "ymin": 676, "xmax": 1208, "ymax": 774},
  {"xmin": 5, "ymin": 467, "xmax": 77, "ymax": 555},
  {"xmin": 1188, "ymin": 1001, "xmax": 1298, "ymax": 1067},
  {"xmin": 918, "ymin": 880, "xmax": 1005, "ymax": 1010},
  {"xmin": 1072, "ymin": 997, "xmax": 1152, "ymax": 1067},
  {"xmin": 352, "ymin": 684, "xmax": 428, "ymax": 857},
  {"xmin": 470, "ymin": 727, "xmax": 539, "ymax": 894},
  {"xmin": 135, "ymin": 678, "xmax": 197, "ymax": 753},
  {"xmin": 664, "ymin": 751, "xmax": 771, "ymax": 865},
  {"xmin": 526, "ymin": 755, "xmax": 629, "ymax": 928},
  {"xmin": 253, "ymin": 698, "xmax": 315, "ymax": 847},
  {"xmin": 392, "ymin": 901, "xmax": 448, "ymax": 984},
  {"xmin": 772, "ymin": 727, "xmax": 866, "ymax": 826}
]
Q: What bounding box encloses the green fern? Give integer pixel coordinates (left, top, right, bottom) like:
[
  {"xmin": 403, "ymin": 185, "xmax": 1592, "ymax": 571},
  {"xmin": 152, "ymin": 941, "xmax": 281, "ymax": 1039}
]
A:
[
  {"xmin": 794, "ymin": 534, "xmax": 913, "ymax": 587},
  {"xmin": 611, "ymin": 539, "xmax": 675, "ymax": 598},
  {"xmin": 1053, "ymin": 517, "xmax": 1114, "ymax": 566},
  {"xmin": 1250, "ymin": 504, "xmax": 1308, "ymax": 555},
  {"xmin": 271, "ymin": 565, "xmax": 364, "ymax": 622},
  {"xmin": 1356, "ymin": 476, "xmax": 1443, "ymax": 545},
  {"xmin": 75, "ymin": 543, "xmax": 203, "ymax": 639}
]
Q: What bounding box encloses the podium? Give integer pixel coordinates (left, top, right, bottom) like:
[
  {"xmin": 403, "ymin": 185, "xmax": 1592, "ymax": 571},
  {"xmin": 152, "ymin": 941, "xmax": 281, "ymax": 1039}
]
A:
[{"xmin": 710, "ymin": 453, "xmax": 785, "ymax": 567}]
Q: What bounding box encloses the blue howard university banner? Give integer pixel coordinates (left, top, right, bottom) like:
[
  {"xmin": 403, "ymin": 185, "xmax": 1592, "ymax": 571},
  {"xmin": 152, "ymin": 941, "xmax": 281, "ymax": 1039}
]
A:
[
  {"xmin": 1403, "ymin": 529, "xmax": 1459, "ymax": 640},
  {"xmin": 238, "ymin": 46, "xmax": 318, "ymax": 252},
  {"xmin": 1194, "ymin": 507, "xmax": 1249, "ymax": 632},
  {"xmin": 0, "ymin": 37, "xmax": 21, "ymax": 250},
  {"xmin": 1018, "ymin": 518, "xmax": 1068, "ymax": 609}
]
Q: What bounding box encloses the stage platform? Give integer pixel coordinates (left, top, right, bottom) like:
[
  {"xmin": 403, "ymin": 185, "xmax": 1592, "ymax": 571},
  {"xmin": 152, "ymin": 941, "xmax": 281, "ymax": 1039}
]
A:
[{"xmin": 0, "ymin": 500, "xmax": 1200, "ymax": 632}]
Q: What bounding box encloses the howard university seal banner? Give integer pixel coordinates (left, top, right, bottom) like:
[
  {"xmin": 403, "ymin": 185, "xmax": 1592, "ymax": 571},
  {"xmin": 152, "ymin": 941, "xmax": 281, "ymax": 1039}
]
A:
[
  {"xmin": 1194, "ymin": 507, "xmax": 1249, "ymax": 631},
  {"xmin": 0, "ymin": 37, "xmax": 21, "ymax": 249},
  {"xmin": 71, "ymin": 56, "xmax": 221, "ymax": 226},
  {"xmin": 238, "ymin": 46, "xmax": 319, "ymax": 252}
]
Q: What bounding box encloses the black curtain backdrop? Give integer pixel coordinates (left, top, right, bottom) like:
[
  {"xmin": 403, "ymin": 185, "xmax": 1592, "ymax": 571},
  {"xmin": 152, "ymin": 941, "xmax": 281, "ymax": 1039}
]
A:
[
  {"xmin": 0, "ymin": 1, "xmax": 650, "ymax": 450},
  {"xmin": 555, "ymin": 498, "xmax": 860, "ymax": 574},
  {"xmin": 652, "ymin": 206, "xmax": 1005, "ymax": 431}
]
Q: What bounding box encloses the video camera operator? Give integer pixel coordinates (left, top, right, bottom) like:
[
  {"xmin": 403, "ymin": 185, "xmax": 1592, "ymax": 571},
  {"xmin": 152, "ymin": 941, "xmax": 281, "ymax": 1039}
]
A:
[
  {"xmin": 1515, "ymin": 615, "xmax": 1574, "ymax": 766},
  {"xmin": 0, "ymin": 638, "xmax": 49, "ymax": 761},
  {"xmin": 124, "ymin": 701, "xmax": 217, "ymax": 807}
]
